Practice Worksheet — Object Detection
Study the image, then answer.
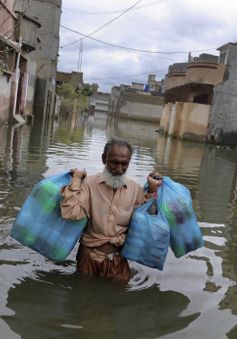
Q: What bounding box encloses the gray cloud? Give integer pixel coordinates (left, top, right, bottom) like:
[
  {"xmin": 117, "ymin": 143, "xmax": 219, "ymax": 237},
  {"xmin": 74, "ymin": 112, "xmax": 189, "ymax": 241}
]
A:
[{"xmin": 58, "ymin": 0, "xmax": 237, "ymax": 92}]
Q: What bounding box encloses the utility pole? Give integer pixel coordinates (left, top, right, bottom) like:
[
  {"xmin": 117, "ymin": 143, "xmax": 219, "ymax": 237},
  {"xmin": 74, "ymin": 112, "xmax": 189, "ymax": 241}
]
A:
[
  {"xmin": 12, "ymin": 36, "xmax": 22, "ymax": 117},
  {"xmin": 77, "ymin": 39, "xmax": 83, "ymax": 72}
]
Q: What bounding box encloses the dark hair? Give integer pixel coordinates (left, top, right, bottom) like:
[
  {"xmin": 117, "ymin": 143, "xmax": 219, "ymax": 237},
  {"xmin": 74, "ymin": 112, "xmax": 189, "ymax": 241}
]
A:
[{"xmin": 103, "ymin": 137, "xmax": 133, "ymax": 158}]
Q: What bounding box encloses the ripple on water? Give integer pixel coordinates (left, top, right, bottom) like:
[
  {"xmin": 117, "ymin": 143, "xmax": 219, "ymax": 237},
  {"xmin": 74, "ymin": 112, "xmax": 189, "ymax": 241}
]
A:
[{"xmin": 1, "ymin": 120, "xmax": 237, "ymax": 339}]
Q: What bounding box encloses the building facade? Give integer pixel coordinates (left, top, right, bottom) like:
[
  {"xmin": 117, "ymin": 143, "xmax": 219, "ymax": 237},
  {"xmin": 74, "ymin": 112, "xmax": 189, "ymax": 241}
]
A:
[
  {"xmin": 160, "ymin": 53, "xmax": 226, "ymax": 142},
  {"xmin": 56, "ymin": 71, "xmax": 84, "ymax": 88},
  {"xmin": 14, "ymin": 0, "xmax": 62, "ymax": 123},
  {"xmin": 89, "ymin": 92, "xmax": 110, "ymax": 113},
  {"xmin": 0, "ymin": 0, "xmax": 61, "ymax": 125},
  {"xmin": 207, "ymin": 43, "xmax": 237, "ymax": 146},
  {"xmin": 109, "ymin": 84, "xmax": 164, "ymax": 123},
  {"xmin": 0, "ymin": 0, "xmax": 18, "ymax": 123}
]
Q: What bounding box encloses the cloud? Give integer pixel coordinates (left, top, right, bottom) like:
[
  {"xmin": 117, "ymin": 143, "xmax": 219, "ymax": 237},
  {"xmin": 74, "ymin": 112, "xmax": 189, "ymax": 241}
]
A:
[{"xmin": 58, "ymin": 0, "xmax": 237, "ymax": 91}]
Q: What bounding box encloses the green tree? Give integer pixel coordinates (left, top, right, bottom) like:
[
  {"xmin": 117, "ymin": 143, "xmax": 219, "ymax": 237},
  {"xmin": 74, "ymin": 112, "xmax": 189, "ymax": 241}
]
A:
[{"xmin": 57, "ymin": 82, "xmax": 78, "ymax": 100}]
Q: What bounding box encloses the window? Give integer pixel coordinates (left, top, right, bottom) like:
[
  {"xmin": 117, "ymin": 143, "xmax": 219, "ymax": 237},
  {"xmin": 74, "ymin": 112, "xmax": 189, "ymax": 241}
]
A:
[{"xmin": 219, "ymin": 52, "xmax": 227, "ymax": 64}]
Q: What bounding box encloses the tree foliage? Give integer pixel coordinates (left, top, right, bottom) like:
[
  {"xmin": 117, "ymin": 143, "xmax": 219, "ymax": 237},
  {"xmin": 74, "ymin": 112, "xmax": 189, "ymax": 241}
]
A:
[
  {"xmin": 56, "ymin": 82, "xmax": 95, "ymax": 99},
  {"xmin": 56, "ymin": 82, "xmax": 79, "ymax": 99},
  {"xmin": 56, "ymin": 82, "xmax": 91, "ymax": 114}
]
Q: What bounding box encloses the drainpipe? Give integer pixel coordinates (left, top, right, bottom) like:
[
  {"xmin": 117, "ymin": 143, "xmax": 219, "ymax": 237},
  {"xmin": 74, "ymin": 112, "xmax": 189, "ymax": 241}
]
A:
[
  {"xmin": 12, "ymin": 36, "xmax": 22, "ymax": 117},
  {"xmin": 168, "ymin": 103, "xmax": 176, "ymax": 136}
]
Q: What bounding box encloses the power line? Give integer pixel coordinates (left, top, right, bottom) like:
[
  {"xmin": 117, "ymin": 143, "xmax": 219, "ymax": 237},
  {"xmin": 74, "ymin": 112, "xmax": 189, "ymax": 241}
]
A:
[
  {"xmin": 136, "ymin": 0, "xmax": 167, "ymax": 9},
  {"xmin": 60, "ymin": 25, "xmax": 217, "ymax": 54},
  {"xmin": 61, "ymin": 0, "xmax": 144, "ymax": 48},
  {"xmin": 63, "ymin": 0, "xmax": 167, "ymax": 16}
]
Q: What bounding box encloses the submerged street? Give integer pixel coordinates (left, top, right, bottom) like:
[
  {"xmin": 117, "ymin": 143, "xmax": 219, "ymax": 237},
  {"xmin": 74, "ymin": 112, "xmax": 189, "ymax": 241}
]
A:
[{"xmin": 1, "ymin": 112, "xmax": 237, "ymax": 338}]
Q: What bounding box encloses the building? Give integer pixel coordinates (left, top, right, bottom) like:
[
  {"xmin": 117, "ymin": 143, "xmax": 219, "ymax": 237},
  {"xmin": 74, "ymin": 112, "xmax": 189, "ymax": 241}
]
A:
[
  {"xmin": 109, "ymin": 84, "xmax": 164, "ymax": 123},
  {"xmin": 160, "ymin": 53, "xmax": 225, "ymax": 142},
  {"xmin": 145, "ymin": 74, "xmax": 162, "ymax": 93},
  {"xmin": 14, "ymin": 10, "xmax": 41, "ymax": 120},
  {"xmin": 206, "ymin": 42, "xmax": 237, "ymax": 146},
  {"xmin": 0, "ymin": 0, "xmax": 18, "ymax": 123},
  {"xmin": 0, "ymin": 0, "xmax": 61, "ymax": 125},
  {"xmin": 89, "ymin": 92, "xmax": 110, "ymax": 113},
  {"xmin": 14, "ymin": 0, "xmax": 62, "ymax": 123},
  {"xmin": 56, "ymin": 71, "xmax": 84, "ymax": 88},
  {"xmin": 0, "ymin": 0, "xmax": 42, "ymax": 124},
  {"xmin": 131, "ymin": 82, "xmax": 144, "ymax": 91}
]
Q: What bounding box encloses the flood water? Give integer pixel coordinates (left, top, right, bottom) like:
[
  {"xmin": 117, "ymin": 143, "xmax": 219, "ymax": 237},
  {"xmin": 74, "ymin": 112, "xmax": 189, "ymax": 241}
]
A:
[{"xmin": 1, "ymin": 112, "xmax": 237, "ymax": 339}]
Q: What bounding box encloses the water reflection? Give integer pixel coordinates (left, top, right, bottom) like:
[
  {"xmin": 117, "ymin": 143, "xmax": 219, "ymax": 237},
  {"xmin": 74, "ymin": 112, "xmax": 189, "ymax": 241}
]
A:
[
  {"xmin": 1, "ymin": 112, "xmax": 237, "ymax": 338},
  {"xmin": 3, "ymin": 271, "xmax": 198, "ymax": 339},
  {"xmin": 199, "ymin": 146, "xmax": 237, "ymax": 223}
]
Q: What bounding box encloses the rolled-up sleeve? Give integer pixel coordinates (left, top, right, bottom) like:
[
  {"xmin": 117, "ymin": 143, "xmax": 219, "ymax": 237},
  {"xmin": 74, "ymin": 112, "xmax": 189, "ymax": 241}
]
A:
[{"xmin": 60, "ymin": 183, "xmax": 90, "ymax": 220}]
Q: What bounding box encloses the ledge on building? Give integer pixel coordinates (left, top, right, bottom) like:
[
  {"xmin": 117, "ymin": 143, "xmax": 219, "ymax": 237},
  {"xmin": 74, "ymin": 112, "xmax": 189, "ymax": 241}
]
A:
[{"xmin": 12, "ymin": 114, "xmax": 26, "ymax": 126}]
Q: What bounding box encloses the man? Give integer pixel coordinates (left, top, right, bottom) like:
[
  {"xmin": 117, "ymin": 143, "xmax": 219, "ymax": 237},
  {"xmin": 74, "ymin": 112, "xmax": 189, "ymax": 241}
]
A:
[{"xmin": 60, "ymin": 137, "xmax": 162, "ymax": 281}]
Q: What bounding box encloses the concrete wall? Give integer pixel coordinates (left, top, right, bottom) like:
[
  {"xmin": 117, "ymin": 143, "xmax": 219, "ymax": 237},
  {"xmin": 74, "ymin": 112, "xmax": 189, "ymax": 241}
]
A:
[
  {"xmin": 119, "ymin": 101, "xmax": 163, "ymax": 122},
  {"xmin": 119, "ymin": 93, "xmax": 164, "ymax": 122},
  {"xmin": 110, "ymin": 87, "xmax": 164, "ymax": 122},
  {"xmin": 15, "ymin": 14, "xmax": 39, "ymax": 50},
  {"xmin": 24, "ymin": 59, "xmax": 37, "ymax": 115},
  {"xmin": 56, "ymin": 71, "xmax": 83, "ymax": 87},
  {"xmin": 32, "ymin": 0, "xmax": 61, "ymax": 118},
  {"xmin": 165, "ymin": 63, "xmax": 187, "ymax": 90},
  {"xmin": 165, "ymin": 56, "xmax": 225, "ymax": 91},
  {"xmin": 0, "ymin": 74, "xmax": 12, "ymax": 123},
  {"xmin": 110, "ymin": 90, "xmax": 164, "ymax": 122},
  {"xmin": 90, "ymin": 92, "xmax": 110, "ymax": 113},
  {"xmin": 0, "ymin": 0, "xmax": 16, "ymax": 123},
  {"xmin": 218, "ymin": 43, "xmax": 237, "ymax": 81},
  {"xmin": 165, "ymin": 73, "xmax": 186, "ymax": 90},
  {"xmin": 131, "ymin": 82, "xmax": 144, "ymax": 90},
  {"xmin": 206, "ymin": 44, "xmax": 237, "ymax": 146},
  {"xmin": 109, "ymin": 86, "xmax": 121, "ymax": 114},
  {"xmin": 185, "ymin": 63, "xmax": 225, "ymax": 85},
  {"xmin": 15, "ymin": 0, "xmax": 61, "ymax": 74},
  {"xmin": 95, "ymin": 101, "xmax": 109, "ymax": 112},
  {"xmin": 0, "ymin": 0, "xmax": 16, "ymax": 37},
  {"xmin": 159, "ymin": 103, "xmax": 171, "ymax": 134},
  {"xmin": 227, "ymin": 44, "xmax": 237, "ymax": 80},
  {"xmin": 162, "ymin": 44, "xmax": 237, "ymax": 146},
  {"xmin": 15, "ymin": 0, "xmax": 61, "ymax": 119},
  {"xmin": 176, "ymin": 102, "xmax": 209, "ymax": 141},
  {"xmin": 166, "ymin": 62, "xmax": 225, "ymax": 90},
  {"xmin": 207, "ymin": 80, "xmax": 237, "ymax": 145},
  {"xmin": 95, "ymin": 98, "xmax": 109, "ymax": 113},
  {"xmin": 160, "ymin": 102, "xmax": 210, "ymax": 141}
]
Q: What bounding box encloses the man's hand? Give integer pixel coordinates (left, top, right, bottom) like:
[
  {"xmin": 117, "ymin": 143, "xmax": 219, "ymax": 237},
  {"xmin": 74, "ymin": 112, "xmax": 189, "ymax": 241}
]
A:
[
  {"xmin": 147, "ymin": 172, "xmax": 163, "ymax": 193},
  {"xmin": 70, "ymin": 168, "xmax": 87, "ymax": 180}
]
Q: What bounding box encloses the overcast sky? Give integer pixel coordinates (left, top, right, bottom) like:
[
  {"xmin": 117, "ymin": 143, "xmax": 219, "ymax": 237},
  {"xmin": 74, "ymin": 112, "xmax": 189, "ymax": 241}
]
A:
[{"xmin": 58, "ymin": 0, "xmax": 237, "ymax": 92}]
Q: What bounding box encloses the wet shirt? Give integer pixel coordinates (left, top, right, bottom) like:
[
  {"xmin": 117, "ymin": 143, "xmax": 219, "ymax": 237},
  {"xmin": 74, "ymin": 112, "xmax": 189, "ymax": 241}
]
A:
[{"xmin": 60, "ymin": 173, "xmax": 144, "ymax": 248}]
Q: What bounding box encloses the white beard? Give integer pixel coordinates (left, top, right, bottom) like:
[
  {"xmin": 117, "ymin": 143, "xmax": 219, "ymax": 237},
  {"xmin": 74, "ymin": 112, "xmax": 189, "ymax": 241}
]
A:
[{"xmin": 102, "ymin": 167, "xmax": 127, "ymax": 189}]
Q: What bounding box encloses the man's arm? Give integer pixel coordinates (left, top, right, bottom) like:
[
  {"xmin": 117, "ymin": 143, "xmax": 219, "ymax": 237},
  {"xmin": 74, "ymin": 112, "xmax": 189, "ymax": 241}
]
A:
[{"xmin": 60, "ymin": 169, "xmax": 89, "ymax": 220}]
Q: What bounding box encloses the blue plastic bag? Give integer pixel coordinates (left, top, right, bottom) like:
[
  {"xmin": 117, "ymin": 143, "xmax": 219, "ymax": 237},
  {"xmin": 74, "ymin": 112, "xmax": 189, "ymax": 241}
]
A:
[
  {"xmin": 158, "ymin": 176, "xmax": 204, "ymax": 258},
  {"xmin": 11, "ymin": 172, "xmax": 87, "ymax": 261},
  {"xmin": 121, "ymin": 198, "xmax": 170, "ymax": 270}
]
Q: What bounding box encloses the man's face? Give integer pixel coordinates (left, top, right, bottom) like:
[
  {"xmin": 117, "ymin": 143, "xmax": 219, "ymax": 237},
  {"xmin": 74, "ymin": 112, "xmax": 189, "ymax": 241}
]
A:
[{"xmin": 103, "ymin": 145, "xmax": 131, "ymax": 176}]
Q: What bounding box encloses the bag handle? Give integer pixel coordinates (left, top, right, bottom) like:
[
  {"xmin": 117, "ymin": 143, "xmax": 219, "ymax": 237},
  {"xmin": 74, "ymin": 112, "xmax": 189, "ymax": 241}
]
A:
[{"xmin": 136, "ymin": 198, "xmax": 156, "ymax": 213}]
